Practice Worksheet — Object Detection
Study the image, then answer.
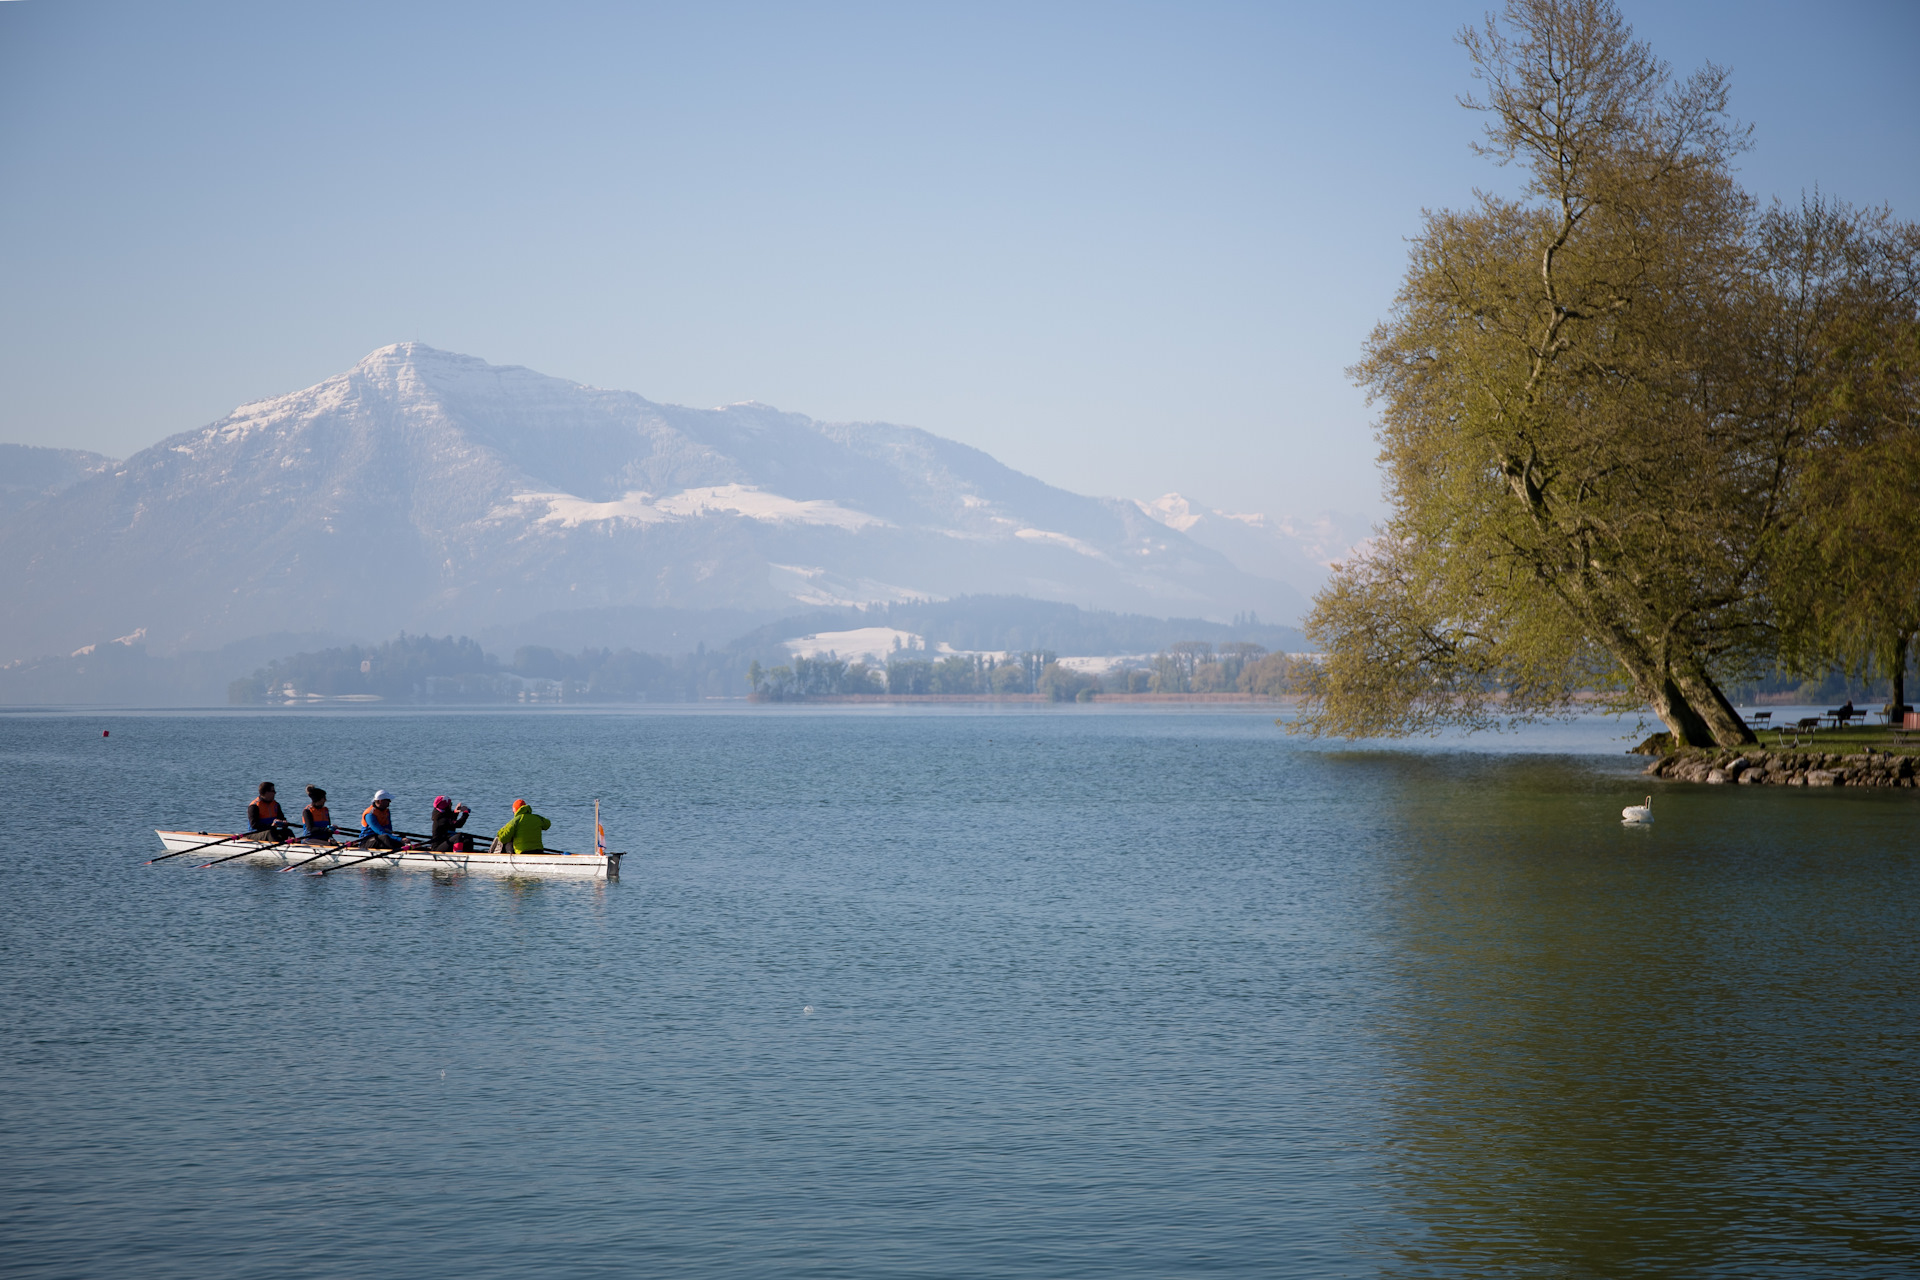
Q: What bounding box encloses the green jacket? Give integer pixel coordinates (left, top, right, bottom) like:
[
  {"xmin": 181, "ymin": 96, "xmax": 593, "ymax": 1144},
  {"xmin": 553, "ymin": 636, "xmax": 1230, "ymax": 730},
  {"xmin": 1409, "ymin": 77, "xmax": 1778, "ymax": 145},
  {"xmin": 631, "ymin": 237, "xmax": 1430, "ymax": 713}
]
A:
[{"xmin": 495, "ymin": 808, "xmax": 551, "ymax": 853}]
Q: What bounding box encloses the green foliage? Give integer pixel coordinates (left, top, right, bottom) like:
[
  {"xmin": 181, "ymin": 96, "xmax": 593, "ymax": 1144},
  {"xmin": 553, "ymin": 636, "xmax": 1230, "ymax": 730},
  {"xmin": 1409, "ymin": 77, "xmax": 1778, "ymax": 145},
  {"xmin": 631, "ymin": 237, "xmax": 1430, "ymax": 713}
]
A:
[
  {"xmin": 1236, "ymin": 651, "xmax": 1295, "ymax": 697},
  {"xmin": 883, "ymin": 651, "xmax": 1053, "ymax": 696},
  {"xmin": 231, "ymin": 634, "xmax": 495, "ymax": 702},
  {"xmin": 1148, "ymin": 642, "xmax": 1272, "ymax": 693},
  {"xmin": 885, "ymin": 659, "xmax": 931, "ymax": 695},
  {"xmin": 1301, "ymin": 0, "xmax": 1917, "ymax": 747},
  {"xmin": 931, "ymin": 655, "xmax": 984, "ymax": 693},
  {"xmin": 1036, "ymin": 662, "xmax": 1095, "ymax": 702},
  {"xmin": 1765, "ymin": 205, "xmax": 1920, "ymax": 706},
  {"xmin": 755, "ymin": 656, "xmax": 885, "ymax": 700}
]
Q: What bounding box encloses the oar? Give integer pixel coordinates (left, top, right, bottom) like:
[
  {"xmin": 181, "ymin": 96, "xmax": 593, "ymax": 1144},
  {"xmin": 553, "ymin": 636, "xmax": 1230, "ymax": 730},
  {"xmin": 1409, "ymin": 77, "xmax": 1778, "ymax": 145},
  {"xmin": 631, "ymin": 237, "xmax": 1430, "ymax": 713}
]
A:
[
  {"xmin": 394, "ymin": 831, "xmax": 468, "ymax": 861},
  {"xmin": 279, "ymin": 831, "xmax": 361, "ymax": 874},
  {"xmin": 394, "ymin": 827, "xmax": 475, "ymax": 845},
  {"xmin": 391, "ymin": 827, "xmax": 487, "ymax": 860},
  {"xmin": 145, "ymin": 830, "xmax": 264, "ymax": 865},
  {"xmin": 311, "ymin": 838, "xmax": 423, "ymax": 876},
  {"xmin": 197, "ymin": 831, "xmax": 296, "ymax": 868}
]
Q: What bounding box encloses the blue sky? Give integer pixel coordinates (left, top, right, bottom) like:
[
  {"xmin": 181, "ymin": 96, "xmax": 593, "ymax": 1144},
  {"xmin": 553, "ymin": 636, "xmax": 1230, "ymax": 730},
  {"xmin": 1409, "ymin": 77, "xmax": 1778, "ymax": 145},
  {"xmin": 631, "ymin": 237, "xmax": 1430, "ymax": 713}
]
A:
[{"xmin": 2, "ymin": 0, "xmax": 1914, "ymax": 520}]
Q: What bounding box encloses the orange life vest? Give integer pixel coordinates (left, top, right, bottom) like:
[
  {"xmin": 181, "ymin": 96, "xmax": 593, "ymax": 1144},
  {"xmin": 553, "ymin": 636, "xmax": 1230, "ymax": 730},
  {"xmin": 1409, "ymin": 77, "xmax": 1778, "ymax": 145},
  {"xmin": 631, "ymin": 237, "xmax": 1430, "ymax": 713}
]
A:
[
  {"xmin": 251, "ymin": 795, "xmax": 283, "ymax": 825},
  {"xmin": 362, "ymin": 803, "xmax": 396, "ymax": 838}
]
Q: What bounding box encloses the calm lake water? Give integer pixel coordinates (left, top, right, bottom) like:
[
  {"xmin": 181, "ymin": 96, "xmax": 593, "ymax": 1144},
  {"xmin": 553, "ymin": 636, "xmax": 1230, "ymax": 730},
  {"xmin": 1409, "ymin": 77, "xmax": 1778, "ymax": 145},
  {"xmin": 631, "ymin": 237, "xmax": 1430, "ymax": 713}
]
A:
[{"xmin": 1, "ymin": 707, "xmax": 1915, "ymax": 1278}]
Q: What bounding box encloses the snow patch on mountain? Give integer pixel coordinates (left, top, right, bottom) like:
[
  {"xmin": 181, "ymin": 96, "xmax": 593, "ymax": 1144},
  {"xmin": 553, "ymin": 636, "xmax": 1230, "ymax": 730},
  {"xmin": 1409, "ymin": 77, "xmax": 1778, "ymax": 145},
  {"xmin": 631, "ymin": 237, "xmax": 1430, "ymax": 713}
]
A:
[
  {"xmin": 1136, "ymin": 493, "xmax": 1373, "ymax": 600},
  {"xmin": 1139, "ymin": 493, "xmax": 1208, "ymax": 533},
  {"xmin": 784, "ymin": 627, "xmax": 923, "ymax": 663},
  {"xmin": 767, "ymin": 564, "xmax": 935, "ymax": 608},
  {"xmin": 519, "ymin": 484, "xmax": 888, "ymax": 531},
  {"xmin": 1054, "ymin": 653, "xmax": 1150, "ymax": 676},
  {"xmin": 784, "ymin": 626, "xmax": 1013, "ymax": 664},
  {"xmin": 1014, "ymin": 527, "xmax": 1110, "ymax": 561}
]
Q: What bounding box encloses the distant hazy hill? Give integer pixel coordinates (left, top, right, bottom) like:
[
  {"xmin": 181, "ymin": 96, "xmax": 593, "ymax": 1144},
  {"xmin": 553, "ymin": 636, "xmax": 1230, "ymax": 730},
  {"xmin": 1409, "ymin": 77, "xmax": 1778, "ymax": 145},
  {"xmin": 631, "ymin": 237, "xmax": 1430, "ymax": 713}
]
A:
[
  {"xmin": 0, "ymin": 594, "xmax": 1302, "ymax": 706},
  {"xmin": 0, "ymin": 344, "xmax": 1314, "ymax": 663},
  {"xmin": 0, "ymin": 630, "xmax": 353, "ymax": 707},
  {"xmin": 0, "ymin": 444, "xmax": 116, "ymax": 517}
]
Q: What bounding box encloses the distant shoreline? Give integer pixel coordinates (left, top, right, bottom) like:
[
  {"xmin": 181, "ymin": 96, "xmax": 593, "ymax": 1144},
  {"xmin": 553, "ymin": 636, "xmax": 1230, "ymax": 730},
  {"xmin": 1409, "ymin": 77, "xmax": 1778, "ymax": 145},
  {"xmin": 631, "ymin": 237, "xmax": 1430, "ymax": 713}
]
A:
[
  {"xmin": 0, "ymin": 694, "xmax": 1303, "ymax": 714},
  {"xmin": 749, "ymin": 692, "xmax": 1299, "ymax": 705}
]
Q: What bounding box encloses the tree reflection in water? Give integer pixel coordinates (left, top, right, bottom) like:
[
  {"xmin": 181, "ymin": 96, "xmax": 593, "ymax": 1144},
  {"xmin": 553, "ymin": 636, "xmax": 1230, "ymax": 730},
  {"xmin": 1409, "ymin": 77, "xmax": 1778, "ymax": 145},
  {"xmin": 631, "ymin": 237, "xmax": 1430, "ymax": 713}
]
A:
[{"xmin": 1355, "ymin": 751, "xmax": 1920, "ymax": 1276}]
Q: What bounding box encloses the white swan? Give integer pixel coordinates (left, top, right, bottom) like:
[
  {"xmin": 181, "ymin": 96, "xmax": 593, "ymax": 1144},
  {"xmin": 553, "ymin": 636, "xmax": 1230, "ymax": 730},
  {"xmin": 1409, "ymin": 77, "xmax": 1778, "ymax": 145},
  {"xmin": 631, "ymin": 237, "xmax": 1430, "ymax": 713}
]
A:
[{"xmin": 1622, "ymin": 795, "xmax": 1653, "ymax": 824}]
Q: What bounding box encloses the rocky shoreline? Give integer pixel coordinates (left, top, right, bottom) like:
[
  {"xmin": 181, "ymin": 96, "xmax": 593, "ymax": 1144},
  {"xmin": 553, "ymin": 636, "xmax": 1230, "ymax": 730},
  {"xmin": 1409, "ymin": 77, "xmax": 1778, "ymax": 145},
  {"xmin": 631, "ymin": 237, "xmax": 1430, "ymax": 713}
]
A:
[{"xmin": 1643, "ymin": 748, "xmax": 1918, "ymax": 789}]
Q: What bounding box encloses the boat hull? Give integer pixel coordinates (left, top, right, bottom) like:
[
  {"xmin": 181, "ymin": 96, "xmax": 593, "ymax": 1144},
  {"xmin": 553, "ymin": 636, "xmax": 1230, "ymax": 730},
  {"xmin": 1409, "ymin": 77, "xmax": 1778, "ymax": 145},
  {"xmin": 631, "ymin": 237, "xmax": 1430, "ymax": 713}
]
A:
[{"xmin": 155, "ymin": 831, "xmax": 620, "ymax": 879}]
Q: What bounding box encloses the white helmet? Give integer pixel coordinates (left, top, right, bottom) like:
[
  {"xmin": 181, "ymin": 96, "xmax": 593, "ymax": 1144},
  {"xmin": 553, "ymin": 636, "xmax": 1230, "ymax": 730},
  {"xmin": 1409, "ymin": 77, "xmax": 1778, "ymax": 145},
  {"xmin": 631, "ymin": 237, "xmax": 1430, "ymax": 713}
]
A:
[{"xmin": 372, "ymin": 789, "xmax": 394, "ymax": 802}]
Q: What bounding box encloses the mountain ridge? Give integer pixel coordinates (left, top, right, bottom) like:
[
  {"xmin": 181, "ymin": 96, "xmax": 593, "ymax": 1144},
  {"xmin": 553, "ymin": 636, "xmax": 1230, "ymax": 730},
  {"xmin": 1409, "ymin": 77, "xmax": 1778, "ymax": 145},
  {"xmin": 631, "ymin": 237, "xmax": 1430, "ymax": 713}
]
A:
[
  {"xmin": 0, "ymin": 344, "xmax": 1327, "ymax": 662},
  {"xmin": 0, "ymin": 443, "xmax": 118, "ymax": 518}
]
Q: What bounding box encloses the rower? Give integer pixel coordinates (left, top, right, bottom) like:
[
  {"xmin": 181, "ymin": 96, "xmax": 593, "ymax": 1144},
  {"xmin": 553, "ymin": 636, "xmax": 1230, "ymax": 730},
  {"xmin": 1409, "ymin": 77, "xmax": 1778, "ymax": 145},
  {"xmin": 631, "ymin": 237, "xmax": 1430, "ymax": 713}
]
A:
[
  {"xmin": 359, "ymin": 790, "xmax": 401, "ymax": 850},
  {"xmin": 494, "ymin": 799, "xmax": 551, "ymax": 854},
  {"xmin": 301, "ymin": 785, "xmax": 336, "ymax": 843},
  {"xmin": 429, "ymin": 795, "xmax": 472, "ymax": 851},
  {"xmin": 247, "ymin": 782, "xmax": 293, "ymax": 842}
]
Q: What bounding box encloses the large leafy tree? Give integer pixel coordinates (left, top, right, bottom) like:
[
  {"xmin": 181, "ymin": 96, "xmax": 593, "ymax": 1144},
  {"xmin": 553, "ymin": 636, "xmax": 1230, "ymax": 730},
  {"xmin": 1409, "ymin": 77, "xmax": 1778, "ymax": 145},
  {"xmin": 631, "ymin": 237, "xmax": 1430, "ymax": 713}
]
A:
[
  {"xmin": 1300, "ymin": 0, "xmax": 1913, "ymax": 748},
  {"xmin": 1767, "ymin": 205, "xmax": 1920, "ymax": 712}
]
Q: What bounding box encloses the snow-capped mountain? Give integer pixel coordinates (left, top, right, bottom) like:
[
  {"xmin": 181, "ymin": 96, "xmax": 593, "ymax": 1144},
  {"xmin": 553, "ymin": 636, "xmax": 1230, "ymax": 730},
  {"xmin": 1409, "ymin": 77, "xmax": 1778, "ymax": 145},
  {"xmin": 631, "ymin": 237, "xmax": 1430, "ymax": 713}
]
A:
[
  {"xmin": 0, "ymin": 344, "xmax": 1310, "ymax": 661},
  {"xmin": 1135, "ymin": 493, "xmax": 1371, "ymax": 603}
]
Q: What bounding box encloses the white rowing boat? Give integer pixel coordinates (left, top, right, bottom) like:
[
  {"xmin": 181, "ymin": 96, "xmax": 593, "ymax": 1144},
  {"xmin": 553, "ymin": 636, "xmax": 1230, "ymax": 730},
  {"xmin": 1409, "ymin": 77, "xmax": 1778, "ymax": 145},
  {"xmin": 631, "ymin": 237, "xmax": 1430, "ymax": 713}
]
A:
[{"xmin": 153, "ymin": 830, "xmax": 623, "ymax": 879}]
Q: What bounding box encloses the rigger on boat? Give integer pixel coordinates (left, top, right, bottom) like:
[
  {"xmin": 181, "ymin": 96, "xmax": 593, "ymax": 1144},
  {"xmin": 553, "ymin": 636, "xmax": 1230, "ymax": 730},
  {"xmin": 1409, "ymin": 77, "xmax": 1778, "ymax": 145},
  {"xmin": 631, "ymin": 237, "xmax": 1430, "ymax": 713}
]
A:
[{"xmin": 150, "ymin": 791, "xmax": 624, "ymax": 879}]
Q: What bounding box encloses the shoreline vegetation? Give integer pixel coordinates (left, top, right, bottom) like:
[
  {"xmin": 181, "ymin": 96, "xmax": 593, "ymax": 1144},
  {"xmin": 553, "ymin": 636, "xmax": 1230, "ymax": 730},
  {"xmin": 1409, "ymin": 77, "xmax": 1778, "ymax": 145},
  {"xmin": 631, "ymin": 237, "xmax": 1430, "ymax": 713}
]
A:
[
  {"xmin": 1298, "ymin": 0, "xmax": 1919, "ymax": 752},
  {"xmin": 743, "ymin": 691, "xmax": 1294, "ymax": 704},
  {"xmin": 219, "ymin": 630, "xmax": 1301, "ymax": 707}
]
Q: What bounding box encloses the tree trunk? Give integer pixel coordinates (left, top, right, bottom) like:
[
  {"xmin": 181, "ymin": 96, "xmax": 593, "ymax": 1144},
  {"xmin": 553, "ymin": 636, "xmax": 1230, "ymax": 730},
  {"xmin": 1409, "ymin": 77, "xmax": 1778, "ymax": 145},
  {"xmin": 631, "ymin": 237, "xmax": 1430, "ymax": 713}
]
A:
[
  {"xmin": 1893, "ymin": 633, "xmax": 1910, "ymax": 715},
  {"xmin": 1645, "ymin": 673, "xmax": 1720, "ymax": 747},
  {"xmin": 1579, "ymin": 611, "xmax": 1725, "ymax": 747},
  {"xmin": 1673, "ymin": 663, "xmax": 1757, "ymax": 747}
]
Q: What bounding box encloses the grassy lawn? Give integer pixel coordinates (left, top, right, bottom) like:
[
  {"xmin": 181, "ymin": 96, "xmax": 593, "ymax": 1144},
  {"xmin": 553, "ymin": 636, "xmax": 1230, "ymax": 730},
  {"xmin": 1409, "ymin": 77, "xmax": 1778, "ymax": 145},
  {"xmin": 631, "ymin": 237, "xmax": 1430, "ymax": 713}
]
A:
[{"xmin": 1741, "ymin": 721, "xmax": 1920, "ymax": 755}]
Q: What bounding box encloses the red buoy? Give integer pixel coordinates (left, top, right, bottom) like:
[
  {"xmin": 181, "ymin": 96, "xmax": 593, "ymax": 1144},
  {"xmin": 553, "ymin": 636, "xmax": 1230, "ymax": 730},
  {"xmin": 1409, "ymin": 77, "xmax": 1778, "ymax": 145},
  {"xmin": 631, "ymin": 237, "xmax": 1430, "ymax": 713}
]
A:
[{"xmin": 102, "ymin": 730, "xmax": 110, "ymax": 737}]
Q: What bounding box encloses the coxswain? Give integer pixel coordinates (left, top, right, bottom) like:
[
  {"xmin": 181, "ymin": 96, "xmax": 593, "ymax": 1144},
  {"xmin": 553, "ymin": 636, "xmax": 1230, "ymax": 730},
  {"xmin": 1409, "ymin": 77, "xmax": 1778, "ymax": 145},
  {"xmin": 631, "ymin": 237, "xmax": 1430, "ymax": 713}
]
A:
[
  {"xmin": 301, "ymin": 785, "xmax": 337, "ymax": 843},
  {"xmin": 428, "ymin": 795, "xmax": 472, "ymax": 851},
  {"xmin": 359, "ymin": 790, "xmax": 402, "ymax": 850},
  {"xmin": 247, "ymin": 782, "xmax": 293, "ymax": 843},
  {"xmin": 494, "ymin": 799, "xmax": 551, "ymax": 854}
]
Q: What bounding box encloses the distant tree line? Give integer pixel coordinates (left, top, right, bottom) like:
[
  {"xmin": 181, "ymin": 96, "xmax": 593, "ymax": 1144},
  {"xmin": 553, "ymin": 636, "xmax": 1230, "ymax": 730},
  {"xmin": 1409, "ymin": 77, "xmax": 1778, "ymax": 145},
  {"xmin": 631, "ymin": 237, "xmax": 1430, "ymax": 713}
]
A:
[
  {"xmin": 230, "ymin": 633, "xmax": 1308, "ymax": 705},
  {"xmin": 750, "ymin": 651, "xmax": 1086, "ymax": 700},
  {"xmin": 748, "ymin": 643, "xmax": 1300, "ymax": 701},
  {"xmin": 1722, "ymin": 657, "xmax": 1920, "ymax": 708},
  {"xmin": 1144, "ymin": 642, "xmax": 1293, "ymax": 695}
]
